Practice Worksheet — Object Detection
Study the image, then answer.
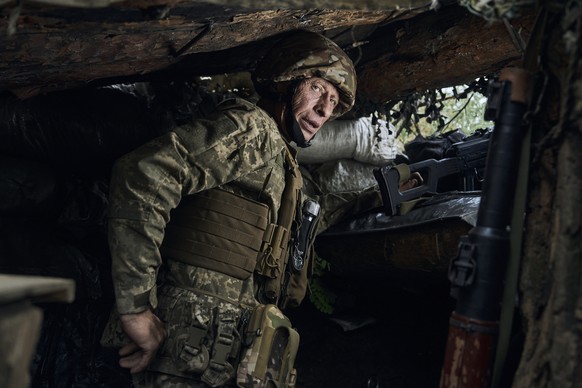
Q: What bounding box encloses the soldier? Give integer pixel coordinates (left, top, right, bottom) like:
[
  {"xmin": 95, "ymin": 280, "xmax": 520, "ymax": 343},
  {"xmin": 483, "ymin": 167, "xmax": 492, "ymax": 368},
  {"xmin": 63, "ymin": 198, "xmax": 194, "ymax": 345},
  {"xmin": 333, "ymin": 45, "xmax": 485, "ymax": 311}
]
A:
[{"xmin": 103, "ymin": 29, "xmax": 359, "ymax": 387}]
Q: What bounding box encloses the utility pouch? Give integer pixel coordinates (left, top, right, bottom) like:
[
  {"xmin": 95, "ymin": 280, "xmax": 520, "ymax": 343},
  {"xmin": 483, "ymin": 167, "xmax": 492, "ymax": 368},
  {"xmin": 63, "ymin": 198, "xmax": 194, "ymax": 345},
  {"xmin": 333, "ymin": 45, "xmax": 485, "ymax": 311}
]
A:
[
  {"xmin": 280, "ymin": 198, "xmax": 320, "ymax": 309},
  {"xmin": 256, "ymin": 223, "xmax": 290, "ymax": 279},
  {"xmin": 169, "ymin": 325, "xmax": 211, "ymax": 375},
  {"xmin": 148, "ymin": 284, "xmax": 242, "ymax": 387},
  {"xmin": 236, "ymin": 304, "xmax": 299, "ymax": 388},
  {"xmin": 257, "ymin": 146, "xmax": 303, "ymax": 305}
]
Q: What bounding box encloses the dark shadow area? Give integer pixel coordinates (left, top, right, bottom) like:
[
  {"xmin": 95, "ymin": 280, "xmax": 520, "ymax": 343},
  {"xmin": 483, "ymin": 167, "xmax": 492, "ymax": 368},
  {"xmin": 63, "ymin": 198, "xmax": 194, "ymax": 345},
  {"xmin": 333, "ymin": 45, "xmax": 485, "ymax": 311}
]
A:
[{"xmin": 288, "ymin": 276, "xmax": 453, "ymax": 388}]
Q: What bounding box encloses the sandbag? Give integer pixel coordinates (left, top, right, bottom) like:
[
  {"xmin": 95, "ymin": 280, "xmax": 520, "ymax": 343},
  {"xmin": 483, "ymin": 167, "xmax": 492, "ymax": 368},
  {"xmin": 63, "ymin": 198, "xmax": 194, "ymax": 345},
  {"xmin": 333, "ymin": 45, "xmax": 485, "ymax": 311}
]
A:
[
  {"xmin": 295, "ymin": 117, "xmax": 398, "ymax": 166},
  {"xmin": 308, "ymin": 159, "xmax": 380, "ymax": 194}
]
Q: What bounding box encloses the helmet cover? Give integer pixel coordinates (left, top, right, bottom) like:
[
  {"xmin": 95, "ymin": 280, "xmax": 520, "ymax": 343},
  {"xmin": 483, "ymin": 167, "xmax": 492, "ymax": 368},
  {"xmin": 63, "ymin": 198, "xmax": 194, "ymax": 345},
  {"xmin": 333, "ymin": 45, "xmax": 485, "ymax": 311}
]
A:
[{"xmin": 253, "ymin": 30, "xmax": 357, "ymax": 118}]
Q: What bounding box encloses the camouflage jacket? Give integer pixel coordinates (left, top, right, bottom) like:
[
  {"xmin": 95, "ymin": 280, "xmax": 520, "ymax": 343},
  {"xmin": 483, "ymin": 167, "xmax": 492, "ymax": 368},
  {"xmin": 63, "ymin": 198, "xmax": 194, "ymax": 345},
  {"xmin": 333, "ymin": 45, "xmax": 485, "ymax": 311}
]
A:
[{"xmin": 108, "ymin": 98, "xmax": 288, "ymax": 314}]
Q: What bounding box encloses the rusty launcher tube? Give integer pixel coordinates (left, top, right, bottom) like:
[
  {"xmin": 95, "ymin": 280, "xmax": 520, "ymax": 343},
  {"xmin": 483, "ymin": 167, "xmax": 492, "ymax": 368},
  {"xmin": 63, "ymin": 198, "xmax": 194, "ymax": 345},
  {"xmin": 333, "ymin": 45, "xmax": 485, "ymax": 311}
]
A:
[{"xmin": 440, "ymin": 68, "xmax": 529, "ymax": 388}]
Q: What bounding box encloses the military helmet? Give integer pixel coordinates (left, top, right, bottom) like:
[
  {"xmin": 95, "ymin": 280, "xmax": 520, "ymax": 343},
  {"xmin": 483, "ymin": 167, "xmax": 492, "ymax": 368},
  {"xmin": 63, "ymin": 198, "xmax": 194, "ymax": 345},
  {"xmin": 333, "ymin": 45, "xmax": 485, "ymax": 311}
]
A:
[{"xmin": 253, "ymin": 30, "xmax": 357, "ymax": 118}]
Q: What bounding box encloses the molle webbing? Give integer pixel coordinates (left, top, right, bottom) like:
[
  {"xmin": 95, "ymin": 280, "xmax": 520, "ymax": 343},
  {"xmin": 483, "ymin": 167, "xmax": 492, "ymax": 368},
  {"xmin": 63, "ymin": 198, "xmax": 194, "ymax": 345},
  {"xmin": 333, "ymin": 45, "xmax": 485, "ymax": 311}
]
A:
[
  {"xmin": 256, "ymin": 223, "xmax": 290, "ymax": 279},
  {"xmin": 161, "ymin": 188, "xmax": 270, "ymax": 279},
  {"xmin": 259, "ymin": 146, "xmax": 303, "ymax": 303}
]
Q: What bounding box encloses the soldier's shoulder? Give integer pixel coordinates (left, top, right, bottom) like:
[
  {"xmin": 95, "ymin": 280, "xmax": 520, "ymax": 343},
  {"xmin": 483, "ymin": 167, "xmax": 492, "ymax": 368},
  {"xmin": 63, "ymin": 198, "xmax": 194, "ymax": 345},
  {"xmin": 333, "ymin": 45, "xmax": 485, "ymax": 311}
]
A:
[
  {"xmin": 216, "ymin": 98, "xmax": 271, "ymax": 120},
  {"xmin": 216, "ymin": 97, "xmax": 255, "ymax": 111}
]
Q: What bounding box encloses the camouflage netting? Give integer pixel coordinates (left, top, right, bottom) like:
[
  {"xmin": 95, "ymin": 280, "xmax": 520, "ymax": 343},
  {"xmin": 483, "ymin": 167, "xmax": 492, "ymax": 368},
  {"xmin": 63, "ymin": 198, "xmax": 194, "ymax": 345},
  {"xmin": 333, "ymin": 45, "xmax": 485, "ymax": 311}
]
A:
[{"xmin": 459, "ymin": 0, "xmax": 538, "ymax": 20}]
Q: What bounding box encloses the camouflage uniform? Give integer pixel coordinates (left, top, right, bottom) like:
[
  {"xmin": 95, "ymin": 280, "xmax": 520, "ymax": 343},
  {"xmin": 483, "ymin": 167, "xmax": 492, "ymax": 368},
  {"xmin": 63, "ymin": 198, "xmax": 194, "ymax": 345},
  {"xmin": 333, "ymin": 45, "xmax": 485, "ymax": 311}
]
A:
[
  {"xmin": 108, "ymin": 98, "xmax": 287, "ymax": 315},
  {"xmin": 107, "ymin": 98, "xmax": 287, "ymax": 386},
  {"xmin": 106, "ymin": 30, "xmax": 360, "ymax": 387}
]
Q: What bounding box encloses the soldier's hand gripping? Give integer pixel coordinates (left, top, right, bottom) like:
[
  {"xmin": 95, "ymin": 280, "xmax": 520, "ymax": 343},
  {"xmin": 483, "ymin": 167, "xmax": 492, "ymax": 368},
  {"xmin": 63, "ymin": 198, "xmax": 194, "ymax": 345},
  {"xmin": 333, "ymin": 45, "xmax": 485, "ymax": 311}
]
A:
[
  {"xmin": 399, "ymin": 171, "xmax": 423, "ymax": 191},
  {"xmin": 118, "ymin": 309, "xmax": 167, "ymax": 373}
]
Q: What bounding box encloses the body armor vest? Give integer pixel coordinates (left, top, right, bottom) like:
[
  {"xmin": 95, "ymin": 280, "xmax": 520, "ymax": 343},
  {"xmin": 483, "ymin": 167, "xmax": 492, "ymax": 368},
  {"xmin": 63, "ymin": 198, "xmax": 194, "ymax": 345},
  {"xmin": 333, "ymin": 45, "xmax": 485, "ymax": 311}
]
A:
[
  {"xmin": 160, "ymin": 146, "xmax": 306, "ymax": 307},
  {"xmin": 161, "ymin": 188, "xmax": 272, "ymax": 280},
  {"xmin": 151, "ymin": 147, "xmax": 307, "ymax": 386}
]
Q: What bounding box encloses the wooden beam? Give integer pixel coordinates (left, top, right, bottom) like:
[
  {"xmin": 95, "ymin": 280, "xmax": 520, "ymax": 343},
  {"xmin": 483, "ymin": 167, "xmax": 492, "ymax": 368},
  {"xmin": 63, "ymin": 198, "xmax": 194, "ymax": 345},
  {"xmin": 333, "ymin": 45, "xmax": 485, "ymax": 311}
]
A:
[
  {"xmin": 183, "ymin": 0, "xmax": 434, "ymax": 10},
  {"xmin": 356, "ymin": 5, "xmax": 535, "ymax": 102},
  {"xmin": 0, "ymin": 1, "xmax": 535, "ymax": 103},
  {"xmin": 0, "ymin": 1, "xmax": 419, "ymax": 97},
  {"xmin": 25, "ymin": 0, "xmax": 434, "ymax": 10}
]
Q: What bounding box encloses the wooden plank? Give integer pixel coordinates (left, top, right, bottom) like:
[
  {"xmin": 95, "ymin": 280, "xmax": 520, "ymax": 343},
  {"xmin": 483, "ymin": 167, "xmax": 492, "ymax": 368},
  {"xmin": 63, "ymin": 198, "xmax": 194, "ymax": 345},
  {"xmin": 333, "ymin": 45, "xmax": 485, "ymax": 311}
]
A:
[
  {"xmin": 0, "ymin": 303, "xmax": 43, "ymax": 388},
  {"xmin": 0, "ymin": 274, "xmax": 75, "ymax": 304}
]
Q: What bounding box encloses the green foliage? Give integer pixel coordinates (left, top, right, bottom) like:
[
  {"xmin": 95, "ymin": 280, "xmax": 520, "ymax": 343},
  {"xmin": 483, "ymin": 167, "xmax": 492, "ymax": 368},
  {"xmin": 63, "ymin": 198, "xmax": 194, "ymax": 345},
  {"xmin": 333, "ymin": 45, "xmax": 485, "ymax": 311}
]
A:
[
  {"xmin": 311, "ymin": 253, "xmax": 331, "ymax": 276},
  {"xmin": 308, "ymin": 254, "xmax": 337, "ymax": 315},
  {"xmin": 309, "ymin": 278, "xmax": 337, "ymax": 315}
]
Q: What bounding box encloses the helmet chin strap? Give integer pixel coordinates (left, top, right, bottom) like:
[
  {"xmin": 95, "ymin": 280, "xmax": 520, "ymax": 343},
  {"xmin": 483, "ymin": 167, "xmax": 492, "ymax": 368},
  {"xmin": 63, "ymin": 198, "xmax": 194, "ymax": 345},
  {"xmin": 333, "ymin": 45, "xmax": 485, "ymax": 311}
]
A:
[
  {"xmin": 290, "ymin": 118, "xmax": 312, "ymax": 148},
  {"xmin": 283, "ymin": 87, "xmax": 312, "ymax": 148}
]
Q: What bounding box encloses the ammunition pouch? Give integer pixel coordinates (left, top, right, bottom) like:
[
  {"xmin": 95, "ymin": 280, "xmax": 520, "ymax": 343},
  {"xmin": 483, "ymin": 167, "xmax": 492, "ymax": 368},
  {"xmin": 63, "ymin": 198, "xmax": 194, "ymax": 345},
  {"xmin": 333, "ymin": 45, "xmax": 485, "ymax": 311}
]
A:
[
  {"xmin": 147, "ymin": 283, "xmax": 243, "ymax": 387},
  {"xmin": 256, "ymin": 223, "xmax": 290, "ymax": 280},
  {"xmin": 143, "ymin": 260, "xmax": 261, "ymax": 387},
  {"xmin": 170, "ymin": 325, "xmax": 210, "ymax": 375},
  {"xmin": 236, "ymin": 304, "xmax": 299, "ymax": 388}
]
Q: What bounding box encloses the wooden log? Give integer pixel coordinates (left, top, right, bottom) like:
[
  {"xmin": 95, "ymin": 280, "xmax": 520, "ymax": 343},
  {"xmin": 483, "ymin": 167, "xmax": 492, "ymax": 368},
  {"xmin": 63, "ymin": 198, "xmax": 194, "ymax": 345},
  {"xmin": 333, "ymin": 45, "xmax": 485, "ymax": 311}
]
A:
[
  {"xmin": 0, "ymin": 2, "xmax": 415, "ymax": 96},
  {"xmin": 0, "ymin": 1, "xmax": 535, "ymax": 103},
  {"xmin": 357, "ymin": 5, "xmax": 536, "ymax": 102},
  {"xmin": 315, "ymin": 218, "xmax": 472, "ymax": 285}
]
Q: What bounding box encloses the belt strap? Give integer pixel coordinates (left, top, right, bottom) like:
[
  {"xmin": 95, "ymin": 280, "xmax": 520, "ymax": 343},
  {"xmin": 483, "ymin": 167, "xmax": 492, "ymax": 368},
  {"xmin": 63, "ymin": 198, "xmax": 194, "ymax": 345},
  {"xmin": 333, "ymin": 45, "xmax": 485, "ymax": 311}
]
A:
[{"xmin": 202, "ymin": 310, "xmax": 238, "ymax": 387}]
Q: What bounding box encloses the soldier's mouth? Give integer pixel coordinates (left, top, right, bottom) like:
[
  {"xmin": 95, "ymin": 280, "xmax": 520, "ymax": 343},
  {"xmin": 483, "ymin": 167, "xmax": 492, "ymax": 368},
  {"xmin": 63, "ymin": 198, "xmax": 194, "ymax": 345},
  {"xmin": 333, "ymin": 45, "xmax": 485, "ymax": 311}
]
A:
[{"xmin": 300, "ymin": 118, "xmax": 319, "ymax": 134}]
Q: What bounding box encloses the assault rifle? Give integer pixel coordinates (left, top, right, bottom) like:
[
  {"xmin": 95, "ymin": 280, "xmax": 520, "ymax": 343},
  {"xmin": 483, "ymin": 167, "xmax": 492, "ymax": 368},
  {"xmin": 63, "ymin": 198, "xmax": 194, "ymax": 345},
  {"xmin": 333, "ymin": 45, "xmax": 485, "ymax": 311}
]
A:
[{"xmin": 373, "ymin": 130, "xmax": 491, "ymax": 216}]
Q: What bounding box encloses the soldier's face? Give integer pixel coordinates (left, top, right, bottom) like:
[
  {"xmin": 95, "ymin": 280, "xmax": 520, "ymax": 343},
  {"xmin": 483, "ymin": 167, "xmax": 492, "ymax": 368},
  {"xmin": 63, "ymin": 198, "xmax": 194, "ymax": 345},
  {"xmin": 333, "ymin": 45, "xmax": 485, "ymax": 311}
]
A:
[{"xmin": 291, "ymin": 77, "xmax": 339, "ymax": 141}]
